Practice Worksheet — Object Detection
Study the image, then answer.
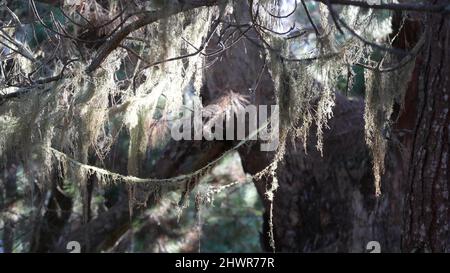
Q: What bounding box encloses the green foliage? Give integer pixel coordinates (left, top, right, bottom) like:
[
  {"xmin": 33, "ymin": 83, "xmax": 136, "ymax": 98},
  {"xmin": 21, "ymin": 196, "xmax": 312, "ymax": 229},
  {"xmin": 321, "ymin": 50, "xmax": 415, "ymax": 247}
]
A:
[
  {"xmin": 129, "ymin": 182, "xmax": 263, "ymax": 253},
  {"xmin": 197, "ymin": 183, "xmax": 263, "ymax": 252}
]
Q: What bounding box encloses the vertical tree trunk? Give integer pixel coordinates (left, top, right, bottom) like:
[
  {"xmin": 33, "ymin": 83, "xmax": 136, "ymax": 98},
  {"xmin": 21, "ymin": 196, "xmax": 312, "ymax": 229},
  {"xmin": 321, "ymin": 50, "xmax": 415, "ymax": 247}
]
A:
[
  {"xmin": 396, "ymin": 5, "xmax": 449, "ymax": 252},
  {"xmin": 240, "ymin": 95, "xmax": 407, "ymax": 252},
  {"xmin": 240, "ymin": 3, "xmax": 450, "ymax": 252},
  {"xmin": 202, "ymin": 2, "xmax": 403, "ymax": 252}
]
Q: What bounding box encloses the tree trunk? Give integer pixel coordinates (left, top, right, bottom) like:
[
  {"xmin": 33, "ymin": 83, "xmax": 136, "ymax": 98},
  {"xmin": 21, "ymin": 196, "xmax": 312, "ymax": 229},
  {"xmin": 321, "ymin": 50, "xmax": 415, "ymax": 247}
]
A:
[
  {"xmin": 239, "ymin": 94, "xmax": 409, "ymax": 252},
  {"xmin": 238, "ymin": 3, "xmax": 450, "ymax": 253},
  {"xmin": 202, "ymin": 4, "xmax": 404, "ymax": 251},
  {"xmin": 395, "ymin": 5, "xmax": 449, "ymax": 252}
]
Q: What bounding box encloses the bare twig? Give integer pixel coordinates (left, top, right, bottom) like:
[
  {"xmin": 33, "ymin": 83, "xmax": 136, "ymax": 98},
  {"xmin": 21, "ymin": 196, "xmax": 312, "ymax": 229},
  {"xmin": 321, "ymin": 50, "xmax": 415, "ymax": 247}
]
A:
[
  {"xmin": 300, "ymin": 0, "xmax": 321, "ymax": 37},
  {"xmin": 86, "ymin": 0, "xmax": 221, "ymax": 73},
  {"xmin": 261, "ymin": 0, "xmax": 298, "ymax": 19},
  {"xmin": 0, "ymin": 59, "xmax": 79, "ymax": 103},
  {"xmin": 0, "ymin": 31, "xmax": 35, "ymax": 61},
  {"xmin": 132, "ymin": 19, "xmax": 221, "ymax": 91}
]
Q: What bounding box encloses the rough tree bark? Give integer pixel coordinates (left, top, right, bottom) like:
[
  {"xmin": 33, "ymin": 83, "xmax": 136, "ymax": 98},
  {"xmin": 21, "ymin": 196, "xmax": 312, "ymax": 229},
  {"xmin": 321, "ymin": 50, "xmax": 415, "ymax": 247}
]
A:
[
  {"xmin": 201, "ymin": 5, "xmax": 404, "ymax": 252},
  {"xmin": 393, "ymin": 3, "xmax": 449, "ymax": 252},
  {"xmin": 235, "ymin": 2, "xmax": 449, "ymax": 252}
]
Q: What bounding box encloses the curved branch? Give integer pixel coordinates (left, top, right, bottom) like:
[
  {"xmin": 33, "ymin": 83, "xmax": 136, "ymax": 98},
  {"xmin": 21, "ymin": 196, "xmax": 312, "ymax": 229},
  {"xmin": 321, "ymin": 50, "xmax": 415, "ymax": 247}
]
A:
[
  {"xmin": 314, "ymin": 0, "xmax": 449, "ymax": 14},
  {"xmin": 86, "ymin": 0, "xmax": 221, "ymax": 73}
]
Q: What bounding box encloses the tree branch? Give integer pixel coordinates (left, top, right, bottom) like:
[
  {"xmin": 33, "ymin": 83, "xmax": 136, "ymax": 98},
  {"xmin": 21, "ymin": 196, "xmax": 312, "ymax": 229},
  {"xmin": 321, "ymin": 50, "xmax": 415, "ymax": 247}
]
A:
[
  {"xmin": 314, "ymin": 0, "xmax": 449, "ymax": 14},
  {"xmin": 86, "ymin": 0, "xmax": 221, "ymax": 73},
  {"xmin": 34, "ymin": 0, "xmax": 63, "ymax": 7}
]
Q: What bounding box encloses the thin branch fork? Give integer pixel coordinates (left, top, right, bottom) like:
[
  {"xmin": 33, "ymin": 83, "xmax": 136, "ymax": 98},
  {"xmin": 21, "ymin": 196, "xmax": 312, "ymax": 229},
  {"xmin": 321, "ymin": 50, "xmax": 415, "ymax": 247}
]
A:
[
  {"xmin": 86, "ymin": 0, "xmax": 221, "ymax": 74},
  {"xmin": 0, "ymin": 59, "xmax": 79, "ymax": 104},
  {"xmin": 0, "ymin": 31, "xmax": 35, "ymax": 62},
  {"xmin": 132, "ymin": 19, "xmax": 222, "ymax": 91}
]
